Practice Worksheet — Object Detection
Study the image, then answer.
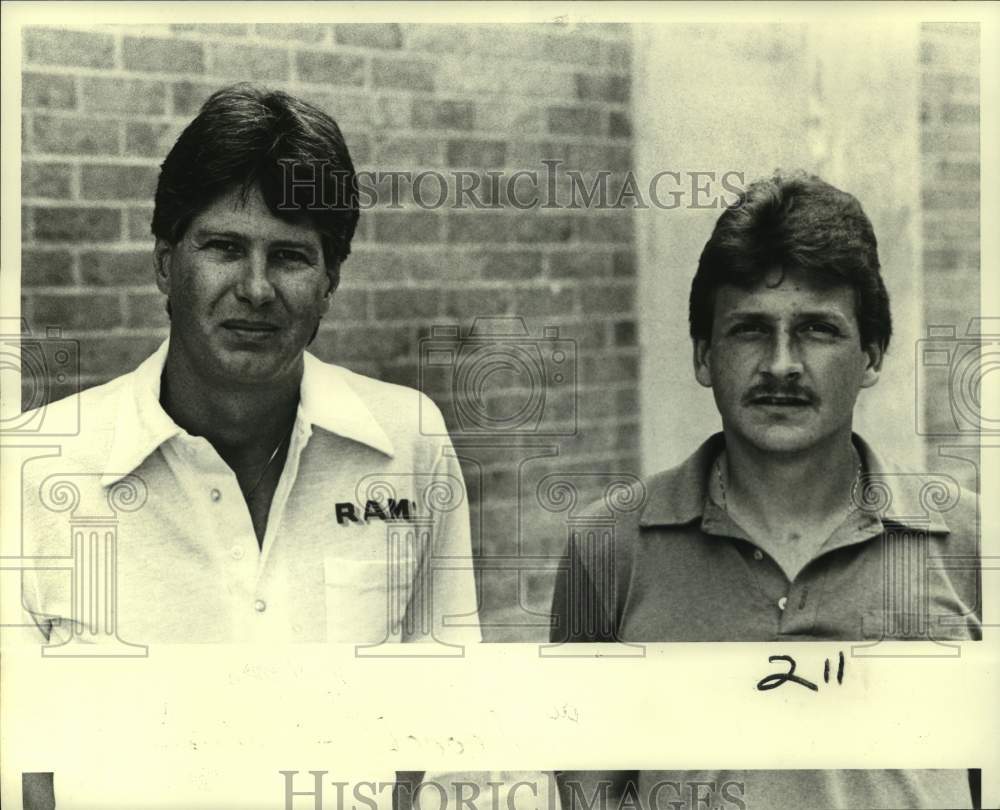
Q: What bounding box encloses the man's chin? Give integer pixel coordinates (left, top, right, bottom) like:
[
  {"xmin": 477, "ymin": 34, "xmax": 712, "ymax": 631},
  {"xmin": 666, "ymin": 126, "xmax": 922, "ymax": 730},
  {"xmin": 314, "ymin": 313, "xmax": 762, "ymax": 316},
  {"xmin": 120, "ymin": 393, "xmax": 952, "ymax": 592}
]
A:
[
  {"xmin": 207, "ymin": 347, "xmax": 296, "ymax": 386},
  {"xmin": 737, "ymin": 423, "xmax": 824, "ymax": 455}
]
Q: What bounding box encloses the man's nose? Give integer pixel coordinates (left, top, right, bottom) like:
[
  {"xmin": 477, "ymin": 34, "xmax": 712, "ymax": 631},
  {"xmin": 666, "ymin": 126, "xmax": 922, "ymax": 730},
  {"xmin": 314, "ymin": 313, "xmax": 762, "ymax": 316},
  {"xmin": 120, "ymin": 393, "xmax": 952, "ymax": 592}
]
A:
[
  {"xmin": 761, "ymin": 331, "xmax": 803, "ymax": 379},
  {"xmin": 234, "ymin": 252, "xmax": 276, "ymax": 307}
]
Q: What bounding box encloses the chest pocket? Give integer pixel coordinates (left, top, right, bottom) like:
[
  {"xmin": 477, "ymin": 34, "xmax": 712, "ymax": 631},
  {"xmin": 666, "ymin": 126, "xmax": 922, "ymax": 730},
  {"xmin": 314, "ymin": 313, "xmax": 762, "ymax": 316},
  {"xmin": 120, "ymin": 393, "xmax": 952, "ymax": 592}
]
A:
[{"xmin": 322, "ymin": 539, "xmax": 422, "ymax": 643}]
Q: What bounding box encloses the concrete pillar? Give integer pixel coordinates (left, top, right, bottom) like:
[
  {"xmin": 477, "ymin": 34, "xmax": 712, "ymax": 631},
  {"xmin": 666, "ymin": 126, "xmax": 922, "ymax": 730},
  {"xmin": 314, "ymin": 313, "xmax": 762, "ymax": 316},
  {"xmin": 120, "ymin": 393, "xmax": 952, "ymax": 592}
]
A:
[{"xmin": 634, "ymin": 22, "xmax": 923, "ymax": 474}]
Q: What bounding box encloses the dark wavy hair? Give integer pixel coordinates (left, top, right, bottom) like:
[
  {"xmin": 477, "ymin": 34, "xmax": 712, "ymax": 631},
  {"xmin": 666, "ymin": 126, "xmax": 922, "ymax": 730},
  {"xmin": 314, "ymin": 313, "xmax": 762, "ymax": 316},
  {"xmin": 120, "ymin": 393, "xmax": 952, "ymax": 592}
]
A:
[
  {"xmin": 152, "ymin": 83, "xmax": 359, "ymax": 286},
  {"xmin": 689, "ymin": 172, "xmax": 892, "ymax": 351}
]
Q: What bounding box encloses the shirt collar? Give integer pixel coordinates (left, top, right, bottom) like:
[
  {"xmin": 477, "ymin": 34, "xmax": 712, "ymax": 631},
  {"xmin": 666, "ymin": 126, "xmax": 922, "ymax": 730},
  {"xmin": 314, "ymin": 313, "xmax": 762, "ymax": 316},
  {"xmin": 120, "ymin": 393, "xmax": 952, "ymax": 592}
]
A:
[
  {"xmin": 102, "ymin": 339, "xmax": 394, "ymax": 487},
  {"xmin": 298, "ymin": 350, "xmax": 394, "ymax": 457},
  {"xmin": 638, "ymin": 432, "xmax": 952, "ymax": 534}
]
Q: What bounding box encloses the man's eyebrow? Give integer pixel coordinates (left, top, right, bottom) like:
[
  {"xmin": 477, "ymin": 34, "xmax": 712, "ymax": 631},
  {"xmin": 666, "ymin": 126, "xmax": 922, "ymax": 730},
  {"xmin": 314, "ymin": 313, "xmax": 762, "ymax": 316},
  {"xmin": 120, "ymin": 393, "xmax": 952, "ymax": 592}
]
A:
[
  {"xmin": 794, "ymin": 309, "xmax": 851, "ymax": 322},
  {"xmin": 271, "ymin": 239, "xmax": 320, "ymax": 253},
  {"xmin": 190, "ymin": 230, "xmax": 320, "ymax": 255},
  {"xmin": 191, "ymin": 228, "xmax": 245, "ymax": 241},
  {"xmin": 721, "ymin": 309, "xmax": 850, "ymax": 322}
]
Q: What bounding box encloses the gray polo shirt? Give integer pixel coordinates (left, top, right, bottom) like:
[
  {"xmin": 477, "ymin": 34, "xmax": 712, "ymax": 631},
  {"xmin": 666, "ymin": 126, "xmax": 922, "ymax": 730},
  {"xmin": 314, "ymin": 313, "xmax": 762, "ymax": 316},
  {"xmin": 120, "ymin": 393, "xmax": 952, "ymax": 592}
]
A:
[
  {"xmin": 550, "ymin": 433, "xmax": 981, "ymax": 642},
  {"xmin": 556, "ymin": 769, "xmax": 974, "ymax": 810}
]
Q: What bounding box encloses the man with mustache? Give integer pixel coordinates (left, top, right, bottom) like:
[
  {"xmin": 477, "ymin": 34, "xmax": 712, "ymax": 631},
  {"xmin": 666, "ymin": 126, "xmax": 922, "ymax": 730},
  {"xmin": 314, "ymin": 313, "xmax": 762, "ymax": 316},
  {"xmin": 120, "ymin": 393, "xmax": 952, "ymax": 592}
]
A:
[
  {"xmin": 551, "ymin": 171, "xmax": 980, "ymax": 644},
  {"xmin": 550, "ymin": 173, "xmax": 980, "ymax": 809}
]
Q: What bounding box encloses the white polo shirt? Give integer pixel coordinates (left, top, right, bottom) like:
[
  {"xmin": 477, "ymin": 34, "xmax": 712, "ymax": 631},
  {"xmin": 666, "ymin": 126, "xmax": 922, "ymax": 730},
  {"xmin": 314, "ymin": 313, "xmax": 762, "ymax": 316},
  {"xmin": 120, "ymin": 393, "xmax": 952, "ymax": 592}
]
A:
[{"xmin": 20, "ymin": 339, "xmax": 481, "ymax": 649}]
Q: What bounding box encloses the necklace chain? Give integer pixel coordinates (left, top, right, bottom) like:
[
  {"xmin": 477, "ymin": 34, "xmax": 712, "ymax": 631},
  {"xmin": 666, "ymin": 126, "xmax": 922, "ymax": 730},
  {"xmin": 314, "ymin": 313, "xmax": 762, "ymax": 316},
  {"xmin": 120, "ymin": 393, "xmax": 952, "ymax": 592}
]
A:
[
  {"xmin": 714, "ymin": 448, "xmax": 863, "ymax": 520},
  {"xmin": 242, "ymin": 432, "xmax": 290, "ymax": 499}
]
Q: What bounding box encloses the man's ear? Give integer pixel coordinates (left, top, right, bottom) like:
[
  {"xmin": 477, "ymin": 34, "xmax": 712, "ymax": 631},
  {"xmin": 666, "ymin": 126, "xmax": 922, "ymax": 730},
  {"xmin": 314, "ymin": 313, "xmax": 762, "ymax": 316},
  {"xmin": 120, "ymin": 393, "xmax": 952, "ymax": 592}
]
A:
[
  {"xmin": 860, "ymin": 342, "xmax": 884, "ymax": 389},
  {"xmin": 320, "ymin": 262, "xmax": 340, "ymax": 314},
  {"xmin": 153, "ymin": 238, "xmax": 173, "ymax": 295},
  {"xmin": 693, "ymin": 338, "xmax": 713, "ymax": 388}
]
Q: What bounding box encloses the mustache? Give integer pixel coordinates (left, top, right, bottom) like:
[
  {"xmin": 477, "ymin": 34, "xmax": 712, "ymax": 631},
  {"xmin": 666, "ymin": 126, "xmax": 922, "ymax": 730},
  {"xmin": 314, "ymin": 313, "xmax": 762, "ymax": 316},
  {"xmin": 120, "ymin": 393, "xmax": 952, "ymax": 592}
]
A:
[{"xmin": 742, "ymin": 383, "xmax": 817, "ymax": 404}]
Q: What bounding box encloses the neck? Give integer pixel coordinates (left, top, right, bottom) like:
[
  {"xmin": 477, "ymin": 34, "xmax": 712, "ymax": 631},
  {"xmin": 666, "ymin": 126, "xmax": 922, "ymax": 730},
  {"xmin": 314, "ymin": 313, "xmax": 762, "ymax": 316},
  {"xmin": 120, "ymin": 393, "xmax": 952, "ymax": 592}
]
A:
[
  {"xmin": 160, "ymin": 346, "xmax": 301, "ymax": 455},
  {"xmin": 720, "ymin": 428, "xmax": 860, "ymax": 525}
]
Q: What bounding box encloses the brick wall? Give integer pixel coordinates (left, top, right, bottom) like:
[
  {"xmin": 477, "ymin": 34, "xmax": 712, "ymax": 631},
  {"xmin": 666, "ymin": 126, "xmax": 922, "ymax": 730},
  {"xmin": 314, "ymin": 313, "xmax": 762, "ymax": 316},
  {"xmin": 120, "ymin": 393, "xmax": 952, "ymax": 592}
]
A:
[
  {"xmin": 20, "ymin": 23, "xmax": 638, "ymax": 641},
  {"xmin": 918, "ymin": 22, "xmax": 981, "ymax": 491}
]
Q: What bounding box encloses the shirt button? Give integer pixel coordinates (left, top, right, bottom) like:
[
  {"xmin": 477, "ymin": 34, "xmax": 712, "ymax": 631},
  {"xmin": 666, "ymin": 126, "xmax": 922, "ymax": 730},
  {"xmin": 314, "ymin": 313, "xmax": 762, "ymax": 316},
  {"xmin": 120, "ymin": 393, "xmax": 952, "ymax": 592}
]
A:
[
  {"xmin": 778, "ymin": 596, "xmax": 788, "ymax": 611},
  {"xmin": 753, "ymin": 549, "xmax": 764, "ymax": 561},
  {"xmin": 231, "ymin": 546, "xmax": 245, "ymax": 560},
  {"xmin": 210, "ymin": 488, "xmax": 222, "ymax": 502},
  {"xmin": 254, "ymin": 599, "xmax": 266, "ymax": 613}
]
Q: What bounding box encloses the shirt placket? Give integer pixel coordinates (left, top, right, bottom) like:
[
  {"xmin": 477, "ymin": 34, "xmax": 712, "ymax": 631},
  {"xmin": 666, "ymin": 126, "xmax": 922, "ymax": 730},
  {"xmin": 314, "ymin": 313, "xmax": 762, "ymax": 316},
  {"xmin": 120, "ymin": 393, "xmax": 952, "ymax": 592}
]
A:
[{"xmin": 170, "ymin": 435, "xmax": 267, "ymax": 640}]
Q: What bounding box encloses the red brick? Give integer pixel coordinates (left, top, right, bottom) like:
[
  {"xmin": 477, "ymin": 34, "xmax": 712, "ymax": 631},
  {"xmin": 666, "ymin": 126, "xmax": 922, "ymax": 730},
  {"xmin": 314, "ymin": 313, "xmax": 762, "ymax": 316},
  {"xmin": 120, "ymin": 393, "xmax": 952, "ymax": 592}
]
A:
[
  {"xmin": 22, "ymin": 162, "xmax": 73, "ymax": 199},
  {"xmin": 82, "ymin": 77, "xmax": 167, "ymax": 115},
  {"xmin": 372, "ymin": 57, "xmax": 434, "ymax": 91},
  {"xmin": 80, "ymin": 165, "xmax": 159, "ymax": 201},
  {"xmin": 335, "ymin": 24, "xmax": 402, "ymax": 49},
  {"xmin": 80, "ymin": 250, "xmax": 151, "ymax": 286},
  {"xmin": 21, "ymin": 249, "xmax": 75, "ymax": 287},
  {"xmin": 23, "ymin": 73, "xmax": 76, "ymax": 110},
  {"xmin": 24, "ymin": 28, "xmax": 114, "ymax": 69},
  {"xmin": 295, "ymin": 50, "xmax": 365, "ymax": 86},
  {"xmin": 210, "ymin": 43, "xmax": 289, "ymax": 81},
  {"xmin": 34, "ymin": 207, "xmax": 121, "ymax": 242},
  {"xmin": 123, "ymin": 36, "xmax": 204, "ymax": 73},
  {"xmin": 32, "ymin": 115, "xmax": 119, "ymax": 156},
  {"xmin": 547, "ymin": 106, "xmax": 603, "ymax": 136},
  {"xmin": 31, "ymin": 292, "xmax": 122, "ymax": 330},
  {"xmin": 372, "ymin": 211, "xmax": 443, "ymax": 244}
]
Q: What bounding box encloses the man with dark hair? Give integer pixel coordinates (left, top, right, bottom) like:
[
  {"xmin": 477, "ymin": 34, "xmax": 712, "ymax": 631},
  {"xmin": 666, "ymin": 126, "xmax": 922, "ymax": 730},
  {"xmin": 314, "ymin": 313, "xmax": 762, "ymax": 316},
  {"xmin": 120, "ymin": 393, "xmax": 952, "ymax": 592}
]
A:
[
  {"xmin": 550, "ymin": 174, "xmax": 980, "ymax": 809},
  {"xmin": 552, "ymin": 172, "xmax": 979, "ymax": 644},
  {"xmin": 18, "ymin": 81, "xmax": 477, "ymax": 810},
  {"xmin": 20, "ymin": 83, "xmax": 480, "ymax": 645}
]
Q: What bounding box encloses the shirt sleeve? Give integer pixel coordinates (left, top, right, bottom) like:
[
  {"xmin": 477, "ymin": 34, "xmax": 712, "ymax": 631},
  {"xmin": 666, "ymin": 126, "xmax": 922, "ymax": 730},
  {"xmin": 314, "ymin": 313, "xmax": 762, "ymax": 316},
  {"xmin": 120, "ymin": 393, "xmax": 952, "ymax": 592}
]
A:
[
  {"xmin": 402, "ymin": 400, "xmax": 481, "ymax": 646},
  {"xmin": 549, "ymin": 531, "xmax": 620, "ymax": 643}
]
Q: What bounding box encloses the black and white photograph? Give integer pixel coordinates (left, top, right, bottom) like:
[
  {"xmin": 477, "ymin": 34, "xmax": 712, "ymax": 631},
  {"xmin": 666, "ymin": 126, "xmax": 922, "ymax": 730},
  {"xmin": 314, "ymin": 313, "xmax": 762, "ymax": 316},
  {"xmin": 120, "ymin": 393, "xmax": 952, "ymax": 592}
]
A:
[{"xmin": 1, "ymin": 3, "xmax": 996, "ymax": 809}]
